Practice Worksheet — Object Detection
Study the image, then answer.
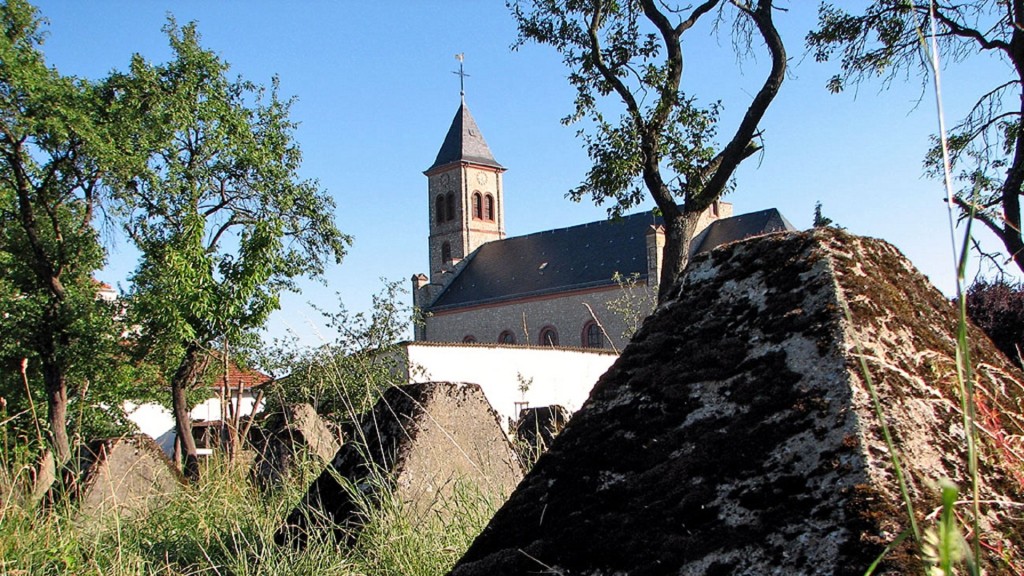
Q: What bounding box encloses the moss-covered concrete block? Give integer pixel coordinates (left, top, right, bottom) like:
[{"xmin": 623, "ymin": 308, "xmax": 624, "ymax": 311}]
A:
[
  {"xmin": 277, "ymin": 382, "xmax": 522, "ymax": 546},
  {"xmin": 449, "ymin": 228, "xmax": 1024, "ymax": 576}
]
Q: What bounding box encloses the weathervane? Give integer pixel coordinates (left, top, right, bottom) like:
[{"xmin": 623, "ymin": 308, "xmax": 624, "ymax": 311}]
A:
[{"xmin": 453, "ymin": 53, "xmax": 469, "ymax": 97}]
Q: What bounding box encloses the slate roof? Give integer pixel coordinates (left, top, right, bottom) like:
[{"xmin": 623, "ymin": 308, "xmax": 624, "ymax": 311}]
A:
[
  {"xmin": 425, "ymin": 100, "xmax": 504, "ymax": 173},
  {"xmin": 690, "ymin": 208, "xmax": 796, "ymax": 256},
  {"xmin": 428, "ymin": 208, "xmax": 795, "ymax": 312}
]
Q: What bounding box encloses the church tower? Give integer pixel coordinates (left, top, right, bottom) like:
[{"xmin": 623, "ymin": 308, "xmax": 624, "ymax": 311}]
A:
[{"xmin": 422, "ymin": 98, "xmax": 506, "ymax": 285}]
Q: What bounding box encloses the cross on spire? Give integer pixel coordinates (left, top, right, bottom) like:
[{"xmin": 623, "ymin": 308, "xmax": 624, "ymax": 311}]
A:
[{"xmin": 453, "ymin": 53, "xmax": 469, "ymax": 97}]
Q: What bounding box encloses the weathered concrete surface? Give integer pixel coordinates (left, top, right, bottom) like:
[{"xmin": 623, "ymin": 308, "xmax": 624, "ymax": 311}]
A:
[
  {"xmin": 277, "ymin": 382, "xmax": 523, "ymax": 545},
  {"xmin": 249, "ymin": 403, "xmax": 340, "ymax": 491},
  {"xmin": 72, "ymin": 435, "xmax": 184, "ymax": 520},
  {"xmin": 29, "ymin": 449, "xmax": 56, "ymax": 505},
  {"xmin": 449, "ymin": 228, "xmax": 1024, "ymax": 576},
  {"xmin": 513, "ymin": 405, "xmax": 569, "ymax": 466},
  {"xmin": 2, "ymin": 449, "xmax": 55, "ymax": 509}
]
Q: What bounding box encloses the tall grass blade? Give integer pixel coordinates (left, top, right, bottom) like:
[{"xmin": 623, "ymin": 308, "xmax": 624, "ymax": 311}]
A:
[
  {"xmin": 916, "ymin": 1, "xmax": 983, "ymax": 567},
  {"xmin": 863, "ymin": 527, "xmax": 912, "ymax": 576}
]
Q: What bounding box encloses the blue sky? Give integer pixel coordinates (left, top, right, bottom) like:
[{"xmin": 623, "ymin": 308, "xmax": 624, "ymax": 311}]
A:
[{"xmin": 31, "ymin": 1, "xmax": 1020, "ymax": 346}]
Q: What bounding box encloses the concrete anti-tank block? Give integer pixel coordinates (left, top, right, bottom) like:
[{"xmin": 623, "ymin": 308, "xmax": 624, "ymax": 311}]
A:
[
  {"xmin": 448, "ymin": 228, "xmax": 1024, "ymax": 576},
  {"xmin": 512, "ymin": 405, "xmax": 569, "ymax": 466},
  {"xmin": 277, "ymin": 382, "xmax": 523, "ymax": 546},
  {"xmin": 71, "ymin": 434, "xmax": 185, "ymax": 521},
  {"xmin": 249, "ymin": 403, "xmax": 341, "ymax": 491}
]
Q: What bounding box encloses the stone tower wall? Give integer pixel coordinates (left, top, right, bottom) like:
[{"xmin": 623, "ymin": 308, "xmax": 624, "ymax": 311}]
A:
[{"xmin": 427, "ymin": 164, "xmax": 504, "ymax": 285}]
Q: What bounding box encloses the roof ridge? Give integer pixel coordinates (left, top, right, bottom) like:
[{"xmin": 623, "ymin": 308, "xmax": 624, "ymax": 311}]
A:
[{"xmin": 496, "ymin": 210, "xmax": 659, "ymax": 243}]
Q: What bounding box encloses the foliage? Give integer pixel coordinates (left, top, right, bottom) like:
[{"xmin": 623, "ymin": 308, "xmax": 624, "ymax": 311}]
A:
[
  {"xmin": 509, "ymin": 0, "xmax": 787, "ymax": 300},
  {"xmin": 0, "ymin": 291, "xmax": 144, "ymax": 451},
  {"xmin": 122, "ymin": 20, "xmax": 349, "ymax": 358},
  {"xmin": 965, "ymin": 277, "xmax": 1024, "ymax": 368},
  {"xmin": 606, "ymin": 271, "xmax": 656, "ymax": 341},
  {"xmin": 808, "ymin": 1, "xmax": 1024, "ymax": 276},
  {"xmin": 0, "ymin": 0, "xmax": 149, "ymax": 462},
  {"xmin": 515, "ymin": 371, "xmax": 532, "ymax": 398},
  {"xmin": 812, "ymin": 200, "xmax": 842, "ymax": 229},
  {"xmin": 261, "ymin": 280, "xmax": 418, "ymax": 424},
  {"xmin": 115, "ymin": 19, "xmax": 350, "ymax": 478}
]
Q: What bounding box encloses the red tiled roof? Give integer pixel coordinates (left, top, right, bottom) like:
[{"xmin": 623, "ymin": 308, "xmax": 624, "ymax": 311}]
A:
[{"xmin": 213, "ymin": 359, "xmax": 273, "ymax": 390}]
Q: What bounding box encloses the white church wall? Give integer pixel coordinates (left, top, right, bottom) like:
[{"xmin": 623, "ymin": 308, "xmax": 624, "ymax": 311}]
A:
[{"xmin": 394, "ymin": 342, "xmax": 618, "ymax": 430}]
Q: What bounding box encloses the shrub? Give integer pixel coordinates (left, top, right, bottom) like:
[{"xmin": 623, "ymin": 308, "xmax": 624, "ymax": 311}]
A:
[{"xmin": 965, "ymin": 278, "xmax": 1024, "ymax": 369}]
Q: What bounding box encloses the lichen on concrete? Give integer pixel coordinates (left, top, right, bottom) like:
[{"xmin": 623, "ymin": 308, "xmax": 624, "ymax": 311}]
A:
[{"xmin": 448, "ymin": 228, "xmax": 1024, "ymax": 576}]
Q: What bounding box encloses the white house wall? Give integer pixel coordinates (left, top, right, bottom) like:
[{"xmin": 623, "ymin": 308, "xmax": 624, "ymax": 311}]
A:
[
  {"xmin": 128, "ymin": 344, "xmax": 617, "ymax": 451},
  {"xmin": 125, "ymin": 393, "xmax": 263, "ymax": 455}
]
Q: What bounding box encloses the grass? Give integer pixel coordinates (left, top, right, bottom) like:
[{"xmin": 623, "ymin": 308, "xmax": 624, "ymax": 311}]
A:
[
  {"xmin": 850, "ymin": 5, "xmax": 1014, "ymax": 575},
  {"xmin": 0, "ymin": 280, "xmax": 506, "ymax": 576},
  {"xmin": 0, "ymin": 437, "xmax": 501, "ymax": 576},
  {"xmin": 348, "ymin": 476, "xmax": 501, "ymax": 576}
]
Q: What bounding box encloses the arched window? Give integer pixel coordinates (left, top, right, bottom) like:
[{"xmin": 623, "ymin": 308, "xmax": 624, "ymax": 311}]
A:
[
  {"xmin": 435, "ymin": 195, "xmax": 445, "ymax": 224},
  {"xmin": 485, "ymin": 194, "xmax": 495, "ymax": 221},
  {"xmin": 445, "ymin": 193, "xmax": 456, "ymax": 222},
  {"xmin": 498, "ymin": 330, "xmax": 516, "ymax": 345},
  {"xmin": 539, "ymin": 326, "xmax": 558, "ymax": 347},
  {"xmin": 463, "ymin": 335, "xmax": 477, "ymax": 343},
  {"xmin": 582, "ymin": 321, "xmax": 604, "ymax": 349},
  {"xmin": 472, "ymin": 192, "xmax": 483, "ymax": 219},
  {"xmin": 441, "ymin": 242, "xmax": 451, "ymax": 263}
]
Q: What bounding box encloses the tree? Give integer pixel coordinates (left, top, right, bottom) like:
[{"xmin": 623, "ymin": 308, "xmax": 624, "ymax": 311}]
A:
[
  {"xmin": 260, "ymin": 280, "xmax": 417, "ymax": 425},
  {"xmin": 0, "ymin": 0, "xmax": 141, "ymax": 464},
  {"xmin": 965, "ymin": 277, "xmax": 1024, "ymax": 368},
  {"xmin": 812, "ymin": 200, "xmax": 842, "ymax": 229},
  {"xmin": 607, "ymin": 271, "xmax": 657, "ymax": 342},
  {"xmin": 510, "ymin": 0, "xmax": 787, "ymax": 301},
  {"xmin": 118, "ymin": 21, "xmax": 349, "ymax": 481},
  {"xmin": 808, "ymin": 1, "xmax": 1024, "ymax": 276}
]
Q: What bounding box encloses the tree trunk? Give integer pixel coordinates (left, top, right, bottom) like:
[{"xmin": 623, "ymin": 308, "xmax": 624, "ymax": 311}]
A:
[
  {"xmin": 171, "ymin": 343, "xmax": 210, "ymax": 483},
  {"xmin": 1005, "ymin": 9, "xmax": 1024, "ymax": 276},
  {"xmin": 657, "ymin": 209, "xmax": 703, "ymax": 303},
  {"xmin": 39, "ymin": 298, "xmax": 72, "ymax": 466},
  {"xmin": 41, "ymin": 356, "xmax": 71, "ymax": 466}
]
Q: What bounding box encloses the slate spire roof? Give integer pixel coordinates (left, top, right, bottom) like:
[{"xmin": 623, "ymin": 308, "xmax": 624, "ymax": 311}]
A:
[{"xmin": 426, "ymin": 99, "xmax": 504, "ymax": 173}]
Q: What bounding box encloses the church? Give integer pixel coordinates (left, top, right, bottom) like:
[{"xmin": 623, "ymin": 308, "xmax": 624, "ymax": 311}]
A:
[{"xmin": 411, "ymin": 98, "xmax": 794, "ymax": 351}]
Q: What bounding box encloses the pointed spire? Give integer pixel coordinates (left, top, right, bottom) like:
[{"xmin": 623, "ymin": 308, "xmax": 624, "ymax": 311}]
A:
[{"xmin": 426, "ymin": 100, "xmax": 504, "ymax": 173}]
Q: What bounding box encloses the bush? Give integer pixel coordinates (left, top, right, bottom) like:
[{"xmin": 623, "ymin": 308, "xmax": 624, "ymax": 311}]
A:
[{"xmin": 965, "ymin": 278, "xmax": 1024, "ymax": 369}]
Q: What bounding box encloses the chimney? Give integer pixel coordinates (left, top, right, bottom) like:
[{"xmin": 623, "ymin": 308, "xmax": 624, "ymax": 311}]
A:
[
  {"xmin": 412, "ymin": 273, "xmax": 428, "ymax": 291},
  {"xmin": 411, "ymin": 274, "xmax": 429, "ymax": 341},
  {"xmin": 646, "ymin": 225, "xmax": 665, "ymax": 289}
]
